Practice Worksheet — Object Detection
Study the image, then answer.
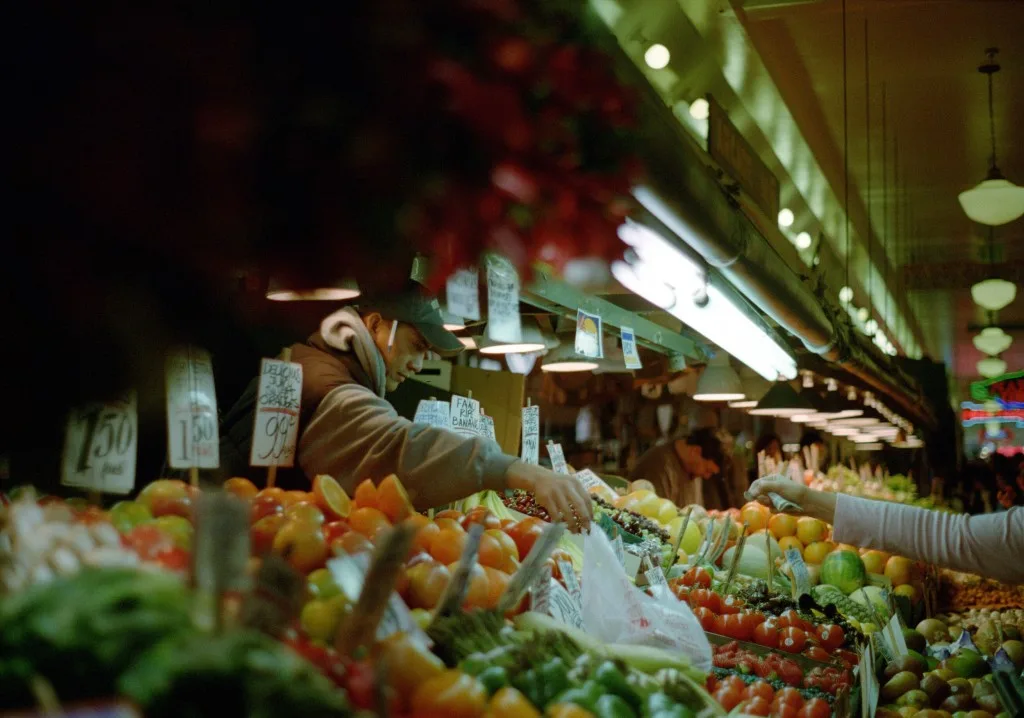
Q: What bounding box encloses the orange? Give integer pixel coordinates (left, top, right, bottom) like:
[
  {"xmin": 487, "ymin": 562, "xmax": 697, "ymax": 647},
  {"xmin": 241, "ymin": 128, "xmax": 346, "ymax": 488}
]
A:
[
  {"xmin": 349, "ymin": 507, "xmax": 392, "ymax": 540},
  {"xmin": 412, "ymin": 521, "xmax": 442, "ymax": 555},
  {"xmin": 768, "ymin": 513, "xmax": 798, "ymax": 539},
  {"xmin": 450, "ymin": 561, "xmax": 490, "ymax": 609},
  {"xmin": 476, "ymin": 533, "xmax": 506, "ymax": 570},
  {"xmin": 740, "ymin": 502, "xmax": 771, "ymax": 533},
  {"xmin": 353, "ymin": 479, "xmax": 379, "ymax": 509},
  {"xmin": 284, "ymin": 502, "xmax": 326, "ymax": 526},
  {"xmin": 281, "ymin": 490, "xmax": 312, "ymax": 507},
  {"xmin": 312, "ymin": 475, "xmax": 352, "ymax": 520},
  {"xmin": 404, "ymin": 513, "xmax": 430, "ymax": 531},
  {"xmin": 795, "ymin": 517, "xmax": 827, "ymax": 545},
  {"xmin": 435, "ymin": 517, "xmax": 466, "ymax": 534},
  {"xmin": 482, "ymin": 567, "xmax": 511, "ymax": 610},
  {"xmin": 435, "ymin": 509, "xmax": 464, "ymax": 521},
  {"xmin": 333, "ymin": 531, "xmax": 373, "ymax": 556},
  {"xmin": 778, "ymin": 536, "xmax": 804, "ymax": 555},
  {"xmin": 406, "ymin": 560, "xmax": 451, "ymax": 610},
  {"xmin": 429, "ymin": 527, "xmax": 468, "ymax": 565},
  {"xmin": 802, "ymin": 540, "xmax": 834, "ymax": 565},
  {"xmin": 860, "ymin": 550, "xmax": 888, "ymax": 575},
  {"xmin": 258, "ymin": 487, "xmax": 286, "ymax": 501},
  {"xmin": 377, "ymin": 475, "xmax": 415, "ymax": 522},
  {"xmin": 224, "ymin": 477, "xmax": 259, "ymax": 499},
  {"xmin": 884, "ymin": 555, "xmax": 913, "ymax": 586},
  {"xmin": 486, "ymin": 529, "xmax": 520, "ymax": 563}
]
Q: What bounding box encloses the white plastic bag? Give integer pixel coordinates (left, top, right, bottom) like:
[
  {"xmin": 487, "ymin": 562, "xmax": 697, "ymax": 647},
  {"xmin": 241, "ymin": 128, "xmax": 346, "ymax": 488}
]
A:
[{"xmin": 582, "ymin": 528, "xmax": 712, "ymax": 672}]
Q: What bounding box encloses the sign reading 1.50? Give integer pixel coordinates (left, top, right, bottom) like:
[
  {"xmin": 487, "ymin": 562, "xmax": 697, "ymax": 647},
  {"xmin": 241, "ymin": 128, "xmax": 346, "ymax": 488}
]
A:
[
  {"xmin": 74, "ymin": 405, "xmax": 135, "ymax": 472},
  {"xmin": 61, "ymin": 392, "xmax": 139, "ymax": 495},
  {"xmin": 175, "ymin": 411, "xmax": 217, "ymax": 463}
]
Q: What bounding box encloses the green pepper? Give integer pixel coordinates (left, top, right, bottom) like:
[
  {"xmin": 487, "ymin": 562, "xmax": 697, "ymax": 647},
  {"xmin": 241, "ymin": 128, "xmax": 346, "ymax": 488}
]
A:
[
  {"xmin": 593, "ymin": 661, "xmax": 642, "ymax": 711},
  {"xmin": 539, "ymin": 657, "xmax": 571, "ymax": 705},
  {"xmin": 477, "ymin": 666, "xmax": 510, "ymax": 696},
  {"xmin": 651, "ymin": 706, "xmax": 695, "ymax": 718},
  {"xmin": 646, "ymin": 692, "xmax": 674, "ymax": 715},
  {"xmin": 593, "ymin": 694, "xmax": 637, "ymax": 718},
  {"xmin": 459, "ymin": 654, "xmax": 489, "ymax": 676},
  {"xmin": 513, "ymin": 668, "xmax": 544, "ymax": 707},
  {"xmin": 553, "ymin": 680, "xmax": 604, "ymax": 712}
]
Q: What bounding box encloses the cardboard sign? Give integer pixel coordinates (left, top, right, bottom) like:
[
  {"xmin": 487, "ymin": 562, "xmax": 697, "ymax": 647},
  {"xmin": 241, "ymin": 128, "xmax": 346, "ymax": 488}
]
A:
[
  {"xmin": 621, "ymin": 326, "xmax": 642, "ymax": 370},
  {"xmin": 499, "ymin": 522, "xmax": 566, "ymax": 613},
  {"xmin": 250, "ymin": 358, "xmax": 302, "ymax": 467},
  {"xmin": 547, "ymin": 441, "xmax": 569, "ymax": 475},
  {"xmin": 61, "ymin": 391, "xmax": 138, "ymax": 495},
  {"xmin": 485, "ymin": 255, "xmax": 521, "ymax": 343},
  {"xmin": 241, "ymin": 552, "xmax": 305, "ymax": 638},
  {"xmin": 479, "ymin": 414, "xmax": 497, "ymax": 441},
  {"xmin": 165, "ymin": 347, "xmax": 220, "ymax": 469},
  {"xmin": 612, "ymin": 535, "xmax": 626, "ymax": 568},
  {"xmin": 785, "ymin": 548, "xmax": 811, "ymax": 597},
  {"xmin": 450, "ymin": 395, "xmax": 482, "ymax": 438},
  {"xmin": 574, "ymin": 308, "xmax": 603, "ymax": 359},
  {"xmin": 414, "ymin": 400, "xmax": 451, "ymax": 429},
  {"xmin": 521, "ymin": 405, "xmax": 540, "ymax": 465},
  {"xmin": 446, "ymin": 268, "xmax": 481, "ymax": 322},
  {"xmin": 547, "ymin": 578, "xmax": 586, "ymax": 630},
  {"xmin": 575, "ymin": 468, "xmax": 613, "ymax": 495}
]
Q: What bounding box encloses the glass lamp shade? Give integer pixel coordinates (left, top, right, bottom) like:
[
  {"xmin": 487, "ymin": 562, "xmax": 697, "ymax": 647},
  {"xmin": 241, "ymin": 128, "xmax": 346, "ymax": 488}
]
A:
[
  {"xmin": 748, "ymin": 382, "xmax": 815, "ymax": 417},
  {"xmin": 694, "ymin": 353, "xmax": 745, "ymax": 402},
  {"xmin": 971, "ymin": 278, "xmax": 1017, "ymax": 311},
  {"xmin": 977, "ymin": 356, "xmax": 1008, "ymax": 378},
  {"xmin": 479, "ymin": 323, "xmax": 547, "ymax": 355},
  {"xmin": 958, "ymin": 177, "xmax": 1024, "ymax": 226},
  {"xmin": 266, "ymin": 277, "xmax": 360, "ymax": 301},
  {"xmin": 973, "ymin": 327, "xmax": 1013, "ymax": 356},
  {"xmin": 541, "ymin": 343, "xmax": 599, "ymax": 373}
]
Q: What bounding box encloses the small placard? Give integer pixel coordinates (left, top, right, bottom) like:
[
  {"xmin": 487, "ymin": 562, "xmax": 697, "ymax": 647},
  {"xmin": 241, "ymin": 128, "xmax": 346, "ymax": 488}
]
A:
[
  {"xmin": 574, "ymin": 468, "xmax": 613, "ymax": 495},
  {"xmin": 61, "ymin": 391, "xmax": 138, "ymax": 495},
  {"xmin": 574, "ymin": 309, "xmax": 603, "ymax": 359},
  {"xmin": 446, "ymin": 268, "xmax": 481, "ymax": 322},
  {"xmin": 499, "ymin": 522, "xmax": 567, "ymax": 613},
  {"xmin": 165, "ymin": 347, "xmax": 220, "ymax": 469},
  {"xmin": 479, "ymin": 414, "xmax": 497, "ymax": 441},
  {"xmin": 433, "ymin": 524, "xmax": 485, "ymax": 619},
  {"xmin": 450, "ymin": 395, "xmax": 482, "ymax": 438},
  {"xmin": 645, "ymin": 564, "xmax": 670, "ymax": 598},
  {"xmin": 547, "ymin": 578, "xmax": 586, "ymax": 630},
  {"xmin": 621, "ymin": 326, "xmax": 642, "ymax": 370},
  {"xmin": 485, "ymin": 255, "xmax": 521, "ymax": 343},
  {"xmin": 250, "ymin": 358, "xmax": 303, "ymax": 467},
  {"xmin": 530, "ymin": 564, "xmax": 553, "ymax": 614},
  {"xmin": 521, "ymin": 405, "xmax": 540, "ymax": 465},
  {"xmin": 557, "ymin": 560, "xmax": 582, "ymax": 608},
  {"xmin": 414, "ymin": 400, "xmax": 451, "ymax": 429},
  {"xmin": 547, "ymin": 442, "xmax": 569, "ymax": 475}
]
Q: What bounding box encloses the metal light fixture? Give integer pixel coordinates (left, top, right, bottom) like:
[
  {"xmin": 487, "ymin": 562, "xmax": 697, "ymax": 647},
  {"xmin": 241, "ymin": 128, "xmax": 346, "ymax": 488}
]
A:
[
  {"xmin": 442, "ymin": 308, "xmax": 466, "ymax": 331},
  {"xmin": 977, "ymin": 356, "xmax": 1008, "ymax": 378},
  {"xmin": 958, "ymin": 49, "xmax": 1024, "ymax": 226},
  {"xmin": 973, "ymin": 327, "xmax": 1013, "ymax": 355},
  {"xmin": 748, "ymin": 382, "xmax": 815, "ymax": 417},
  {"xmin": 728, "ymin": 366, "xmax": 770, "ymax": 409},
  {"xmin": 541, "ymin": 343, "xmax": 599, "ymax": 373},
  {"xmin": 479, "ymin": 323, "xmax": 547, "ymax": 355},
  {"xmin": 694, "ymin": 352, "xmax": 745, "ymax": 402},
  {"xmin": 972, "ymin": 278, "xmax": 1017, "ymax": 312},
  {"xmin": 266, "ymin": 277, "xmax": 360, "ymax": 301}
]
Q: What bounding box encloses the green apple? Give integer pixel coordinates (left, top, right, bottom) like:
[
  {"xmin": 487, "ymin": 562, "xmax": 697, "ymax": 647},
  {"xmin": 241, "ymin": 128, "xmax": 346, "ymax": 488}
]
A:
[
  {"xmin": 151, "ymin": 515, "xmax": 194, "ymax": 550},
  {"xmin": 109, "ymin": 501, "xmax": 153, "ymax": 533}
]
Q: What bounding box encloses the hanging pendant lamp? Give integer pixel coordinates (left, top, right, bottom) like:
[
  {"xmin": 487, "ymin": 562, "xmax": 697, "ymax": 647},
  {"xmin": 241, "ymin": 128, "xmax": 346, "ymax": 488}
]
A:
[
  {"xmin": 748, "ymin": 381, "xmax": 814, "ymax": 417},
  {"xmin": 694, "ymin": 352, "xmax": 745, "ymax": 402},
  {"xmin": 958, "ymin": 48, "xmax": 1024, "ymax": 226},
  {"xmin": 977, "ymin": 356, "xmax": 1008, "ymax": 378},
  {"xmin": 971, "ymin": 227, "xmax": 1017, "ymax": 311},
  {"xmin": 973, "ymin": 326, "xmax": 1013, "ymax": 355}
]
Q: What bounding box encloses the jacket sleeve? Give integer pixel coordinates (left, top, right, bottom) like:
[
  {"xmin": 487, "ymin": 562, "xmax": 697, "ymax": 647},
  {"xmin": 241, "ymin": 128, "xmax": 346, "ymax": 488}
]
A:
[
  {"xmin": 298, "ymin": 384, "xmax": 517, "ymax": 509},
  {"xmin": 833, "ymin": 495, "xmax": 1024, "ymax": 585}
]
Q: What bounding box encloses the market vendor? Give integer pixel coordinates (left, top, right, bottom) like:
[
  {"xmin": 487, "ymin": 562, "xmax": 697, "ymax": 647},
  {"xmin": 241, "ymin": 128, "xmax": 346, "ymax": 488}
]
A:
[
  {"xmin": 219, "ymin": 292, "xmax": 592, "ymax": 530},
  {"xmin": 630, "ymin": 428, "xmax": 729, "ymax": 509}
]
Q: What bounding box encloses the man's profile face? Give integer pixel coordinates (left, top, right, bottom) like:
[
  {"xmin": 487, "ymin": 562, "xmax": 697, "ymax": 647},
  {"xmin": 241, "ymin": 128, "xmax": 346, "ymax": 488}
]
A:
[{"xmin": 366, "ymin": 314, "xmax": 430, "ymax": 391}]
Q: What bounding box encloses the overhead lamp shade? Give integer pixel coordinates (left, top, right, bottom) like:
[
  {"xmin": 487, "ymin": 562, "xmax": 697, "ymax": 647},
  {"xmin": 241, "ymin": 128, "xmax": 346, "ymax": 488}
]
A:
[
  {"xmin": 820, "ymin": 388, "xmax": 863, "ymax": 419},
  {"xmin": 829, "ymin": 426, "xmax": 859, "ymax": 436},
  {"xmin": 958, "ymin": 177, "xmax": 1024, "ymax": 226},
  {"xmin": 973, "ymin": 327, "xmax": 1013, "ymax": 356},
  {"xmin": 855, "ymin": 443, "xmax": 884, "ymax": 451},
  {"xmin": 731, "ymin": 366, "xmax": 770, "ymax": 408},
  {"xmin": 541, "ymin": 343, "xmax": 599, "ymax": 373},
  {"xmin": 442, "ymin": 308, "xmax": 466, "ymax": 331},
  {"xmin": 977, "ymin": 356, "xmax": 1008, "ymax": 378},
  {"xmin": 748, "ymin": 382, "xmax": 815, "ymax": 417},
  {"xmin": 266, "ymin": 277, "xmax": 360, "ymax": 301},
  {"xmin": 479, "ymin": 323, "xmax": 547, "ymax": 355},
  {"xmin": 850, "ymin": 433, "xmax": 880, "ymax": 443},
  {"xmin": 727, "ymin": 400, "xmax": 758, "ymax": 409},
  {"xmin": 829, "ymin": 402, "xmax": 884, "ymax": 427},
  {"xmin": 694, "ymin": 353, "xmax": 745, "ymax": 402},
  {"xmin": 971, "ymin": 278, "xmax": 1017, "ymax": 311}
]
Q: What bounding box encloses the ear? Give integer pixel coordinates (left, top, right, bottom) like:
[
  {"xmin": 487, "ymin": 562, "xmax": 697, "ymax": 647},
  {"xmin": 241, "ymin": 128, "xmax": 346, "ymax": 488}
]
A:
[{"xmin": 363, "ymin": 312, "xmax": 383, "ymax": 335}]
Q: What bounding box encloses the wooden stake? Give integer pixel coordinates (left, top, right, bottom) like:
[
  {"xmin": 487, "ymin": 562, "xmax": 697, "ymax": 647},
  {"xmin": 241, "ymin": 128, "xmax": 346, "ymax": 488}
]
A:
[{"xmin": 190, "ymin": 466, "xmax": 199, "ymax": 488}]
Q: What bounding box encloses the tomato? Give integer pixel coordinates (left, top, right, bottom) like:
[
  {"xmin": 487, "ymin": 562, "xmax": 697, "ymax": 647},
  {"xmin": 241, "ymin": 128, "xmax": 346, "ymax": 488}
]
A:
[
  {"xmin": 461, "ymin": 508, "xmax": 502, "ymax": 531},
  {"xmin": 506, "ymin": 518, "xmax": 545, "ymax": 559},
  {"xmin": 776, "ymin": 609, "xmax": 811, "ymax": 632},
  {"xmin": 683, "ymin": 566, "xmax": 712, "ymax": 588},
  {"xmin": 739, "ymin": 611, "xmax": 765, "ymax": 636},
  {"xmin": 720, "ymin": 673, "xmax": 747, "ymax": 694},
  {"xmin": 152, "ymin": 546, "xmax": 189, "ymax": 572},
  {"xmin": 722, "ymin": 613, "xmax": 754, "ymax": 641},
  {"xmin": 770, "ymin": 704, "xmax": 800, "ymax": 718},
  {"xmin": 719, "ymin": 594, "xmax": 745, "ymax": 614},
  {"xmin": 745, "ymin": 680, "xmax": 775, "ymax": 703},
  {"xmin": 799, "ymin": 698, "xmax": 831, "ymax": 718},
  {"xmin": 713, "ymin": 686, "xmax": 743, "ymax": 712},
  {"xmin": 743, "ymin": 697, "xmax": 772, "ymax": 716},
  {"xmin": 694, "ymin": 606, "xmax": 717, "ymax": 632},
  {"xmin": 772, "ymin": 687, "xmax": 804, "ymax": 711},
  {"xmin": 778, "ymin": 626, "xmax": 807, "ymax": 654},
  {"xmin": 753, "ymin": 619, "xmax": 780, "ymax": 648},
  {"xmin": 411, "ymin": 669, "xmax": 488, "ymax": 718},
  {"xmin": 689, "ymin": 588, "xmax": 721, "ymax": 613},
  {"xmin": 672, "ymin": 584, "xmax": 691, "ymax": 602},
  {"xmin": 763, "ymin": 654, "xmax": 804, "ymax": 687},
  {"xmin": 835, "ymin": 648, "xmax": 859, "ymax": 666},
  {"xmin": 803, "ymin": 646, "xmax": 831, "ymax": 663},
  {"xmin": 816, "ymin": 623, "xmax": 845, "ymax": 651}
]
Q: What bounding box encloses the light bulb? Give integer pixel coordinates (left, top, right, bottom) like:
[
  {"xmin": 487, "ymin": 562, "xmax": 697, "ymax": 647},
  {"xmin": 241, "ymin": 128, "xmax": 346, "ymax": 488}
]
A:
[
  {"xmin": 857, "ymin": 307, "xmax": 869, "ymax": 322},
  {"xmin": 689, "ymin": 98, "xmax": 710, "ymax": 120},
  {"xmin": 778, "ymin": 208, "xmax": 795, "ymax": 228},
  {"xmin": 839, "ymin": 286, "xmax": 854, "ymax": 303},
  {"xmin": 644, "ymin": 44, "xmax": 671, "ymax": 70},
  {"xmin": 795, "ymin": 232, "xmax": 812, "ymax": 250},
  {"xmin": 864, "ymin": 319, "xmax": 878, "ymax": 335}
]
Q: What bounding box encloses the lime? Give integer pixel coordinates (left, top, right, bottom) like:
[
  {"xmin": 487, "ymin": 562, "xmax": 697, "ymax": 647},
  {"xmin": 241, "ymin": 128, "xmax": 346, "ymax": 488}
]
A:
[
  {"xmin": 307, "ymin": 568, "xmax": 341, "ymax": 599},
  {"xmin": 949, "ymin": 649, "xmax": 987, "ymax": 679},
  {"xmin": 300, "ymin": 600, "xmax": 341, "ymax": 643}
]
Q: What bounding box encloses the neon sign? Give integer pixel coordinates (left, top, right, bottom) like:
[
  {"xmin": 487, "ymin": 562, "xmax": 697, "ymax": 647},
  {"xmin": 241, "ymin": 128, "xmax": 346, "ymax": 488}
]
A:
[{"xmin": 970, "ymin": 371, "xmax": 1024, "ymax": 408}]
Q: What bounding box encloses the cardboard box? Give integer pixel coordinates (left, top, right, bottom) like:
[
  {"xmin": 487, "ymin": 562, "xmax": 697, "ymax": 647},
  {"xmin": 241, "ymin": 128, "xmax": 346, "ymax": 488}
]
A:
[{"xmin": 450, "ymin": 366, "xmax": 525, "ymax": 456}]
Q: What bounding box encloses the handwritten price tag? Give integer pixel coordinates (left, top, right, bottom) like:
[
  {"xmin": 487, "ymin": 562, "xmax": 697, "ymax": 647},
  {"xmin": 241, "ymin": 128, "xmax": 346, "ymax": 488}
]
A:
[
  {"xmin": 785, "ymin": 548, "xmax": 811, "ymax": 597},
  {"xmin": 574, "ymin": 468, "xmax": 613, "ymax": 495},
  {"xmin": 450, "ymin": 395, "xmax": 481, "ymax": 438},
  {"xmin": 479, "ymin": 414, "xmax": 497, "ymax": 441},
  {"xmin": 165, "ymin": 347, "xmax": 220, "ymax": 469},
  {"xmin": 547, "ymin": 442, "xmax": 569, "ymax": 475},
  {"xmin": 61, "ymin": 392, "xmax": 138, "ymax": 495},
  {"xmin": 486, "ymin": 255, "xmax": 521, "ymax": 344},
  {"xmin": 621, "ymin": 326, "xmax": 642, "ymax": 370},
  {"xmin": 414, "ymin": 400, "xmax": 451, "ymax": 429},
  {"xmin": 446, "ymin": 268, "xmax": 481, "ymax": 322},
  {"xmin": 521, "ymin": 405, "xmax": 540, "ymax": 464},
  {"xmin": 250, "ymin": 358, "xmax": 302, "ymax": 468}
]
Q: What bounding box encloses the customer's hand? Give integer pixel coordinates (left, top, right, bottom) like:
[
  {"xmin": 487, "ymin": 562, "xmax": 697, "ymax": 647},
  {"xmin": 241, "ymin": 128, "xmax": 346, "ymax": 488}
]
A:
[
  {"xmin": 747, "ymin": 476, "xmax": 837, "ymax": 524},
  {"xmin": 506, "ymin": 461, "xmax": 594, "ymax": 533}
]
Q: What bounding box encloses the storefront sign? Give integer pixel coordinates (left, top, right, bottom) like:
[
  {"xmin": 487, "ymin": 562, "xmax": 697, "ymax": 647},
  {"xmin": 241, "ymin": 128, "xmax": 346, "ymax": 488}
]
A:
[
  {"xmin": 970, "ymin": 371, "xmax": 1024, "ymax": 408},
  {"xmin": 621, "ymin": 326, "xmax": 642, "ymax": 369},
  {"xmin": 574, "ymin": 308, "xmax": 603, "ymax": 358},
  {"xmin": 960, "ymin": 405, "xmax": 1024, "ymax": 427},
  {"xmin": 61, "ymin": 391, "xmax": 138, "ymax": 495},
  {"xmin": 521, "ymin": 405, "xmax": 540, "ymax": 464},
  {"xmin": 708, "ymin": 95, "xmax": 780, "ymax": 221},
  {"xmin": 250, "ymin": 358, "xmax": 302, "ymax": 467},
  {"xmin": 446, "ymin": 268, "xmax": 481, "ymax": 321},
  {"xmin": 165, "ymin": 347, "xmax": 219, "ymax": 469}
]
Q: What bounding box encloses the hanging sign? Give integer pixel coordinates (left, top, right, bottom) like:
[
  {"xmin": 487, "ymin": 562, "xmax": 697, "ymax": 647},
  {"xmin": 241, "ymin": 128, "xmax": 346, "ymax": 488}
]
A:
[
  {"xmin": 970, "ymin": 370, "xmax": 1024, "ymax": 407},
  {"xmin": 521, "ymin": 404, "xmax": 540, "ymax": 464},
  {"xmin": 414, "ymin": 400, "xmax": 452, "ymax": 429},
  {"xmin": 546, "ymin": 578, "xmax": 586, "ymax": 630},
  {"xmin": 165, "ymin": 347, "xmax": 220, "ymax": 469},
  {"xmin": 785, "ymin": 548, "xmax": 811, "ymax": 597},
  {"xmin": 450, "ymin": 395, "xmax": 481, "ymax": 438},
  {"xmin": 250, "ymin": 358, "xmax": 303, "ymax": 467},
  {"xmin": 479, "ymin": 414, "xmax": 497, "ymax": 441},
  {"xmin": 446, "ymin": 268, "xmax": 481, "ymax": 322},
  {"xmin": 547, "ymin": 441, "xmax": 569, "ymax": 475},
  {"xmin": 61, "ymin": 391, "xmax": 138, "ymax": 495},
  {"xmin": 485, "ymin": 255, "xmax": 521, "ymax": 343},
  {"xmin": 574, "ymin": 309, "xmax": 603, "ymax": 359},
  {"xmin": 621, "ymin": 326, "xmax": 642, "ymax": 370}
]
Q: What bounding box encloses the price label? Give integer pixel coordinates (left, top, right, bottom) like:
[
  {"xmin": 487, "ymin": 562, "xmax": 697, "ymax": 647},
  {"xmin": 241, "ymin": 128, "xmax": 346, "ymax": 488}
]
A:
[
  {"xmin": 450, "ymin": 395, "xmax": 481, "ymax": 438},
  {"xmin": 785, "ymin": 548, "xmax": 811, "ymax": 597},
  {"xmin": 499, "ymin": 522, "xmax": 566, "ymax": 612},
  {"xmin": 479, "ymin": 414, "xmax": 497, "ymax": 441},
  {"xmin": 557, "ymin": 559, "xmax": 582, "ymax": 608},
  {"xmin": 446, "ymin": 268, "xmax": 481, "ymax": 322},
  {"xmin": 530, "ymin": 564, "xmax": 553, "ymax": 614},
  {"xmin": 250, "ymin": 358, "xmax": 302, "ymax": 468},
  {"xmin": 521, "ymin": 405, "xmax": 540, "ymax": 465},
  {"xmin": 612, "ymin": 535, "xmax": 626, "ymax": 568},
  {"xmin": 165, "ymin": 347, "xmax": 220, "ymax": 469},
  {"xmin": 574, "ymin": 468, "xmax": 613, "ymax": 495},
  {"xmin": 621, "ymin": 326, "xmax": 642, "ymax": 370},
  {"xmin": 574, "ymin": 308, "xmax": 603, "ymax": 358},
  {"xmin": 434, "ymin": 524, "xmax": 485, "ymax": 619},
  {"xmin": 414, "ymin": 400, "xmax": 451, "ymax": 429},
  {"xmin": 61, "ymin": 392, "xmax": 138, "ymax": 495},
  {"xmin": 645, "ymin": 564, "xmax": 670, "ymax": 599},
  {"xmin": 485, "ymin": 255, "xmax": 521, "ymax": 343},
  {"xmin": 547, "ymin": 442, "xmax": 569, "ymax": 475},
  {"xmin": 547, "ymin": 578, "xmax": 585, "ymax": 630},
  {"xmin": 192, "ymin": 492, "xmax": 251, "ymax": 630}
]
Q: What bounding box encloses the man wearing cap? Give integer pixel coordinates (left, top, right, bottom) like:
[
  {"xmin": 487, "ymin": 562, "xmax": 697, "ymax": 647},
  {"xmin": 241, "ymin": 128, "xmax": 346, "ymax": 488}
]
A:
[{"xmin": 220, "ymin": 291, "xmax": 593, "ymax": 530}]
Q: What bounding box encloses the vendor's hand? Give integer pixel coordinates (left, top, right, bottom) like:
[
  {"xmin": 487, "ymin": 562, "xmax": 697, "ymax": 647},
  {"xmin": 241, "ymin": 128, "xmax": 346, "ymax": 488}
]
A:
[
  {"xmin": 506, "ymin": 461, "xmax": 593, "ymax": 533},
  {"xmin": 747, "ymin": 476, "xmax": 837, "ymax": 524}
]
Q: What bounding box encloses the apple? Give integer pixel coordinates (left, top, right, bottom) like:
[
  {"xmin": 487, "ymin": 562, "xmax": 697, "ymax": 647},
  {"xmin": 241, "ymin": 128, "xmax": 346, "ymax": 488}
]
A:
[
  {"xmin": 323, "ymin": 520, "xmax": 352, "ymax": 545},
  {"xmin": 151, "ymin": 515, "xmax": 194, "ymax": 550},
  {"xmin": 272, "ymin": 520, "xmax": 328, "ymax": 574},
  {"xmin": 251, "ymin": 494, "xmax": 284, "ymax": 524},
  {"xmin": 251, "ymin": 513, "xmax": 287, "ymax": 555},
  {"xmin": 284, "ymin": 502, "xmax": 326, "ymax": 526},
  {"xmin": 138, "ymin": 479, "xmax": 192, "ymax": 519},
  {"xmin": 110, "ymin": 501, "xmax": 154, "ymax": 533}
]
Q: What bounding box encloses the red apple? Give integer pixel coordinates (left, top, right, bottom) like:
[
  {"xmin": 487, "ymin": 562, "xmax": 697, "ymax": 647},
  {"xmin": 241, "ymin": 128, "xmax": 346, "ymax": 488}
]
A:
[
  {"xmin": 251, "ymin": 514, "xmax": 287, "ymax": 555},
  {"xmin": 251, "ymin": 494, "xmax": 284, "ymax": 524},
  {"xmin": 137, "ymin": 479, "xmax": 192, "ymax": 519},
  {"xmin": 323, "ymin": 520, "xmax": 351, "ymax": 545}
]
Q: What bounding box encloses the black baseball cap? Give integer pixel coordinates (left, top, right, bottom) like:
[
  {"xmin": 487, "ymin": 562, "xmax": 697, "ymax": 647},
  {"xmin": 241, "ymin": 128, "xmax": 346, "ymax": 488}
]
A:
[{"xmin": 359, "ymin": 293, "xmax": 465, "ymax": 357}]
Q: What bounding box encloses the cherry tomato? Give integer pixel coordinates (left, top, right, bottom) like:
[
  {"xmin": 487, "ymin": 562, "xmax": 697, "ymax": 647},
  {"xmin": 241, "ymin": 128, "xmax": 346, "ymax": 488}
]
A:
[
  {"xmin": 720, "ymin": 594, "xmax": 745, "ymax": 614},
  {"xmin": 745, "ymin": 680, "xmax": 775, "ymax": 703},
  {"xmin": 694, "ymin": 606, "xmax": 718, "ymax": 632},
  {"xmin": 728, "ymin": 613, "xmax": 755, "ymax": 641},
  {"xmin": 672, "ymin": 584, "xmax": 691, "ymax": 602},
  {"xmin": 835, "ymin": 648, "xmax": 859, "ymax": 666},
  {"xmin": 803, "ymin": 646, "xmax": 831, "ymax": 663},
  {"xmin": 684, "ymin": 566, "xmax": 712, "ymax": 588},
  {"xmin": 816, "ymin": 623, "xmax": 845, "ymax": 651},
  {"xmin": 689, "ymin": 588, "xmax": 721, "ymax": 613},
  {"xmin": 753, "ymin": 619, "xmax": 780, "ymax": 648},
  {"xmin": 777, "ymin": 609, "xmax": 811, "ymax": 632},
  {"xmin": 778, "ymin": 626, "xmax": 808, "ymax": 654},
  {"xmin": 743, "ymin": 697, "xmax": 772, "ymax": 716},
  {"xmin": 714, "ymin": 686, "xmax": 743, "ymax": 712},
  {"xmin": 799, "ymin": 698, "xmax": 831, "ymax": 718},
  {"xmin": 772, "ymin": 687, "xmax": 805, "ymax": 711}
]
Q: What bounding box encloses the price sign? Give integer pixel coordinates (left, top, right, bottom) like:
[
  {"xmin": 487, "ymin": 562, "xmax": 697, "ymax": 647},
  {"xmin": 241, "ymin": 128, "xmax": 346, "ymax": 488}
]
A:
[
  {"xmin": 61, "ymin": 392, "xmax": 138, "ymax": 495},
  {"xmin": 621, "ymin": 326, "xmax": 642, "ymax": 370},
  {"xmin": 530, "ymin": 564, "xmax": 553, "ymax": 614},
  {"xmin": 547, "ymin": 442, "xmax": 569, "ymax": 475},
  {"xmin": 521, "ymin": 405, "xmax": 540, "ymax": 464},
  {"xmin": 446, "ymin": 268, "xmax": 481, "ymax": 322},
  {"xmin": 612, "ymin": 535, "xmax": 626, "ymax": 568},
  {"xmin": 547, "ymin": 579, "xmax": 585, "ymax": 630},
  {"xmin": 165, "ymin": 347, "xmax": 220, "ymax": 469},
  {"xmin": 557, "ymin": 559, "xmax": 582, "ymax": 608},
  {"xmin": 250, "ymin": 358, "xmax": 302, "ymax": 467},
  {"xmin": 485, "ymin": 255, "xmax": 521, "ymax": 343},
  {"xmin": 499, "ymin": 522, "xmax": 566, "ymax": 613},
  {"xmin": 450, "ymin": 395, "xmax": 481, "ymax": 438},
  {"xmin": 785, "ymin": 548, "xmax": 811, "ymax": 597},
  {"xmin": 574, "ymin": 309, "xmax": 603, "ymax": 358},
  {"xmin": 574, "ymin": 468, "xmax": 613, "ymax": 495},
  {"xmin": 414, "ymin": 400, "xmax": 451, "ymax": 429},
  {"xmin": 479, "ymin": 414, "xmax": 497, "ymax": 441}
]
